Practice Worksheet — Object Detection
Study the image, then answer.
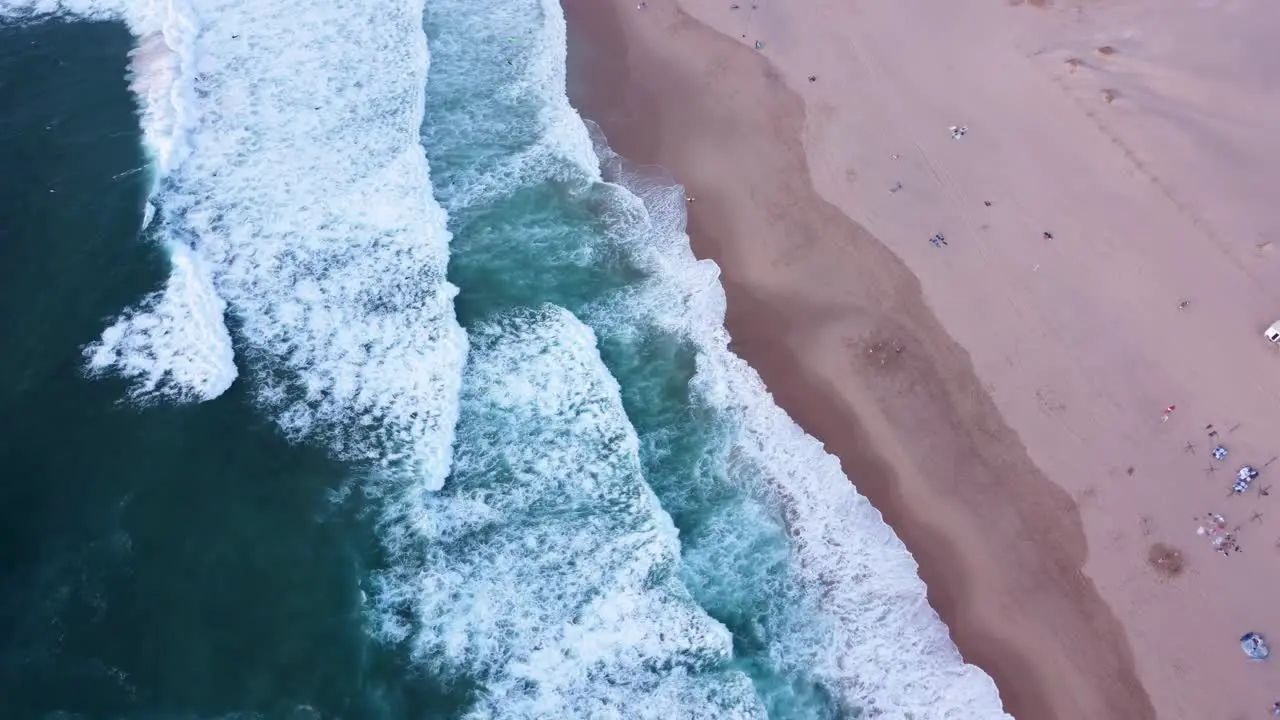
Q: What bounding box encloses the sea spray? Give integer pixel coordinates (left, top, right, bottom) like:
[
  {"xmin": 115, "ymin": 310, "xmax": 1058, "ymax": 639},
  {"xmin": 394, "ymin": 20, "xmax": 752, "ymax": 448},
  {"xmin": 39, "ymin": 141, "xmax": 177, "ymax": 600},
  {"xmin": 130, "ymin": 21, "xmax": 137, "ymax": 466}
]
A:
[{"xmin": 83, "ymin": 240, "xmax": 236, "ymax": 402}]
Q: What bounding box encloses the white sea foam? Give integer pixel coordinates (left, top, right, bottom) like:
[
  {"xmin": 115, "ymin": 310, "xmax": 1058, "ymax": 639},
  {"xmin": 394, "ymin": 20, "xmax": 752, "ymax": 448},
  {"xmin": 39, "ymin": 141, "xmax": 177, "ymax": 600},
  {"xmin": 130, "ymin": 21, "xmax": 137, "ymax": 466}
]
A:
[
  {"xmin": 522, "ymin": 0, "xmax": 601, "ymax": 177},
  {"xmin": 84, "ymin": 240, "xmax": 236, "ymax": 401},
  {"xmin": 419, "ymin": 0, "xmax": 598, "ymax": 208},
  {"xmin": 8, "ymin": 0, "xmax": 468, "ymax": 485},
  {"xmin": 171, "ymin": 0, "xmax": 465, "ymax": 482},
  {"xmin": 371, "ymin": 305, "xmax": 763, "ymax": 719},
  {"xmin": 126, "ymin": 19, "xmax": 199, "ymax": 230}
]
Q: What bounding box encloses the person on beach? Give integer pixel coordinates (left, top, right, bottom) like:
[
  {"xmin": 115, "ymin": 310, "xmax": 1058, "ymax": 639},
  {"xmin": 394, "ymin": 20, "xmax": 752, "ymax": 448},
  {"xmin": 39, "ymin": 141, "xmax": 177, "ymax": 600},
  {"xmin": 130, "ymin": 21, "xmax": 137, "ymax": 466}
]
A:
[{"xmin": 1161, "ymin": 404, "xmax": 1176, "ymax": 422}]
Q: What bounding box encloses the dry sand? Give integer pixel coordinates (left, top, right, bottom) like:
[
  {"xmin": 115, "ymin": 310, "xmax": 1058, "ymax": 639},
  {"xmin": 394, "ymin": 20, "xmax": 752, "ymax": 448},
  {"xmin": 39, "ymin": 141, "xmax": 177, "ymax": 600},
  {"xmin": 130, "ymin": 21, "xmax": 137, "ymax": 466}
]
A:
[{"xmin": 564, "ymin": 0, "xmax": 1280, "ymax": 717}]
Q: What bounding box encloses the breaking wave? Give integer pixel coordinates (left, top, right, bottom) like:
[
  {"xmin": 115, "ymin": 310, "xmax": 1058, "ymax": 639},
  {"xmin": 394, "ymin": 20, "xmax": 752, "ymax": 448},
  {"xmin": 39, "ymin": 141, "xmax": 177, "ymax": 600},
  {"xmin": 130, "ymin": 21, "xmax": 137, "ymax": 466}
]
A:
[
  {"xmin": 8, "ymin": 0, "xmax": 468, "ymax": 486},
  {"xmin": 371, "ymin": 305, "xmax": 764, "ymax": 719}
]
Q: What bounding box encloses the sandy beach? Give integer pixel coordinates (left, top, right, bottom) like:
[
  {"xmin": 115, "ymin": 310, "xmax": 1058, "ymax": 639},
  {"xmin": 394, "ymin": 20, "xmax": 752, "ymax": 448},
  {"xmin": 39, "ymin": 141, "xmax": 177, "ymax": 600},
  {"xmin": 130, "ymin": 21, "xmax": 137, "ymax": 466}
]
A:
[{"xmin": 564, "ymin": 0, "xmax": 1280, "ymax": 717}]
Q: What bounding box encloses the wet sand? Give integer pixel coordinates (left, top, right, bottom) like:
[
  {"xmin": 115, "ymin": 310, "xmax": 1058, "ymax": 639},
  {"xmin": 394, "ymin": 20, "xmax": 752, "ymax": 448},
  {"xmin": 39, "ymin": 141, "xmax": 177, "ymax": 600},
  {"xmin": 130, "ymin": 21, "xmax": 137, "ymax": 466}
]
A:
[{"xmin": 565, "ymin": 0, "xmax": 1280, "ymax": 717}]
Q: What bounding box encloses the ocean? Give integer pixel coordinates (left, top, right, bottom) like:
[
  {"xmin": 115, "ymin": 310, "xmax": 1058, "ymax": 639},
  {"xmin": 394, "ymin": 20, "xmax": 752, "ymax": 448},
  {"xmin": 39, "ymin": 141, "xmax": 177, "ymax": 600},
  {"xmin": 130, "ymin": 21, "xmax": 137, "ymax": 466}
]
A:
[{"xmin": 0, "ymin": 1, "xmax": 1009, "ymax": 718}]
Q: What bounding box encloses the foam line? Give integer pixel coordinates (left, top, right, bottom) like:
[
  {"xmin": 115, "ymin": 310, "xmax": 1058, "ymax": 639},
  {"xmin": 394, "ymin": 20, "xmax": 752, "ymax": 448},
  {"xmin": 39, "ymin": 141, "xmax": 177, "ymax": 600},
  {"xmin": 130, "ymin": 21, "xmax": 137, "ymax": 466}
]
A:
[{"xmin": 595, "ymin": 140, "xmax": 1012, "ymax": 717}]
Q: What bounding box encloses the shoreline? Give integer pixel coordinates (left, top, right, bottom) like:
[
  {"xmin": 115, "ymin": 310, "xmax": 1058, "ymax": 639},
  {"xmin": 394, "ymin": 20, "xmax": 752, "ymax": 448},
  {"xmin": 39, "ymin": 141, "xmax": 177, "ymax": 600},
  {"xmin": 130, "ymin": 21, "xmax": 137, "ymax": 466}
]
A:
[{"xmin": 562, "ymin": 1, "xmax": 1155, "ymax": 718}]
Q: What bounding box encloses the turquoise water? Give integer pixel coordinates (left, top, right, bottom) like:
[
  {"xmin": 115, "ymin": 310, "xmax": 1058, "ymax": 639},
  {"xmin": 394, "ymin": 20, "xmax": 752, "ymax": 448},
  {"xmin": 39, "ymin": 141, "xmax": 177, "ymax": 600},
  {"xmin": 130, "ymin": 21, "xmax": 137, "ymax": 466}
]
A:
[{"xmin": 0, "ymin": 0, "xmax": 1010, "ymax": 718}]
